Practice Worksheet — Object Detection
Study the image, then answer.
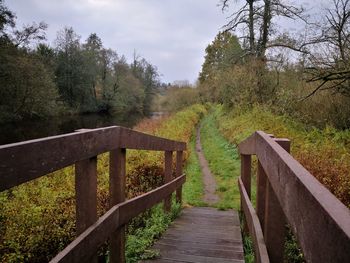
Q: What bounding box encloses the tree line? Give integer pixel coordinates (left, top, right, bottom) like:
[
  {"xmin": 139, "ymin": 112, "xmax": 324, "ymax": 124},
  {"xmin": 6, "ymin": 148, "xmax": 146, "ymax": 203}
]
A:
[
  {"xmin": 0, "ymin": 0, "xmax": 160, "ymax": 123},
  {"xmin": 194, "ymin": 0, "xmax": 350, "ymax": 129}
]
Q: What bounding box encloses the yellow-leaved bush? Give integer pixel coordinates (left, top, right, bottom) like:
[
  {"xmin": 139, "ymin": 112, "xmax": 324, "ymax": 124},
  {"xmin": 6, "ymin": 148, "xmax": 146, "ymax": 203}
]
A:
[
  {"xmin": 0, "ymin": 104, "xmax": 207, "ymax": 263},
  {"xmin": 216, "ymin": 104, "xmax": 350, "ymax": 208}
]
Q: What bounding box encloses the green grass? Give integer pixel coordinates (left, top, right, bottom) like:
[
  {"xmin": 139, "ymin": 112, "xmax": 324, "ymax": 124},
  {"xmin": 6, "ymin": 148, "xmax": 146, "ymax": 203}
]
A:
[
  {"xmin": 199, "ymin": 110, "xmax": 241, "ymax": 210},
  {"xmin": 217, "ymin": 104, "xmax": 350, "ymax": 208},
  {"xmin": 183, "ymin": 131, "xmax": 207, "ymax": 207},
  {"xmin": 200, "ymin": 108, "xmax": 256, "ymax": 261},
  {"xmin": 125, "ymin": 202, "xmax": 181, "ymax": 263},
  {"xmin": 0, "ymin": 105, "xmax": 207, "ymax": 262}
]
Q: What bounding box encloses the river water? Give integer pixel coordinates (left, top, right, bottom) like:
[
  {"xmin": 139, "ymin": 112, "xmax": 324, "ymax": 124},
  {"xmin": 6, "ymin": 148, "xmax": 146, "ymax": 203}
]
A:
[{"xmin": 0, "ymin": 112, "xmax": 143, "ymax": 146}]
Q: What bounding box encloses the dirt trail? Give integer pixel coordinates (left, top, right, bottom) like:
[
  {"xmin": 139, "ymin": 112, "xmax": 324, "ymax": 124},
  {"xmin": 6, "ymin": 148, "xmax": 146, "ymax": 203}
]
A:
[{"xmin": 196, "ymin": 125, "xmax": 220, "ymax": 205}]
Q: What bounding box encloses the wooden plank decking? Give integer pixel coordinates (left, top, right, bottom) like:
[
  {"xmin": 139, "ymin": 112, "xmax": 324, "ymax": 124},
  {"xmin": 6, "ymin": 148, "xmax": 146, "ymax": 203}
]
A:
[{"xmin": 142, "ymin": 207, "xmax": 244, "ymax": 263}]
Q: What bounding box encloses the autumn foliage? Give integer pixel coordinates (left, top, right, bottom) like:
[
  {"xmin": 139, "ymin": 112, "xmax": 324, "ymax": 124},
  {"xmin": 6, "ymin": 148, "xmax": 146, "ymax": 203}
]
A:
[
  {"xmin": 0, "ymin": 104, "xmax": 206, "ymax": 262},
  {"xmin": 216, "ymin": 105, "xmax": 350, "ymax": 208}
]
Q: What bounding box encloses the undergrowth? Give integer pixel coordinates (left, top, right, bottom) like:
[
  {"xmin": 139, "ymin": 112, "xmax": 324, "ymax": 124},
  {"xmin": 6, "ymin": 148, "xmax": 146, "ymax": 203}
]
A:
[
  {"xmin": 214, "ymin": 103, "xmax": 350, "ymax": 262},
  {"xmin": 182, "ymin": 132, "xmax": 206, "ymax": 207},
  {"xmin": 125, "ymin": 202, "xmax": 181, "ymax": 263},
  {"xmin": 0, "ymin": 104, "xmax": 207, "ymax": 262},
  {"xmin": 216, "ymin": 104, "xmax": 350, "ymax": 208},
  {"xmin": 199, "ymin": 110, "xmax": 241, "ymax": 210}
]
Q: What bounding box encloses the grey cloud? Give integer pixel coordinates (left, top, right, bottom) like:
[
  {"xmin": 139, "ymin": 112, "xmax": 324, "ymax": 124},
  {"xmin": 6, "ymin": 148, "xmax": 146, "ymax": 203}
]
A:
[{"xmin": 7, "ymin": 0, "xmax": 227, "ymax": 84}]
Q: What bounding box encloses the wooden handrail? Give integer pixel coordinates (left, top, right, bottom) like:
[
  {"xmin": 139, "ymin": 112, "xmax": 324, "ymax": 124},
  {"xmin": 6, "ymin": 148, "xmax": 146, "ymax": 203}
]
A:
[
  {"xmin": 51, "ymin": 175, "xmax": 186, "ymax": 263},
  {"xmin": 238, "ymin": 131, "xmax": 350, "ymax": 263},
  {"xmin": 0, "ymin": 126, "xmax": 186, "ymax": 191},
  {"xmin": 0, "ymin": 126, "xmax": 186, "ymax": 263},
  {"xmin": 238, "ymin": 178, "xmax": 269, "ymax": 263}
]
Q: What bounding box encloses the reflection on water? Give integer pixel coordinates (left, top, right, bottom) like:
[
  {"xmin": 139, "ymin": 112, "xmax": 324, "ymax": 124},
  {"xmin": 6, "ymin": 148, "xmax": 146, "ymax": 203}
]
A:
[{"xmin": 0, "ymin": 112, "xmax": 142, "ymax": 145}]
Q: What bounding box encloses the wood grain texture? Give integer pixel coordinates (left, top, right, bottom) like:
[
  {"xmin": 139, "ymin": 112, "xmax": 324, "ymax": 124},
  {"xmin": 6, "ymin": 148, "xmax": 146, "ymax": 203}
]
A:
[
  {"xmin": 109, "ymin": 148, "xmax": 126, "ymax": 263},
  {"xmin": 255, "ymin": 131, "xmax": 350, "ymax": 263},
  {"xmin": 239, "ymin": 178, "xmax": 270, "ymax": 263},
  {"xmin": 238, "ymin": 132, "xmax": 256, "ymax": 155},
  {"xmin": 75, "ymin": 157, "xmax": 98, "ymax": 235},
  {"xmin": 239, "ymin": 131, "xmax": 350, "ymax": 263},
  {"xmin": 0, "ymin": 126, "xmax": 185, "ymax": 191},
  {"xmin": 256, "ymin": 161, "xmax": 267, "ymax": 231},
  {"xmin": 141, "ymin": 207, "xmax": 244, "ymax": 263},
  {"xmin": 263, "ymin": 139, "xmax": 290, "ymax": 263},
  {"xmin": 50, "ymin": 175, "xmax": 185, "ymax": 263},
  {"xmin": 175, "ymin": 151, "xmax": 183, "ymax": 204},
  {"xmin": 163, "ymin": 151, "xmax": 173, "ymax": 212}
]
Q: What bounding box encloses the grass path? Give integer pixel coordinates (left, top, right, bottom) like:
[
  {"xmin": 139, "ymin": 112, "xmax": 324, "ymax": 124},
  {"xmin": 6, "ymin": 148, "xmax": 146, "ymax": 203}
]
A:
[
  {"xmin": 195, "ymin": 125, "xmax": 220, "ymax": 204},
  {"xmin": 182, "ymin": 107, "xmax": 304, "ymax": 263},
  {"xmin": 200, "ymin": 110, "xmax": 241, "ymax": 210},
  {"xmin": 183, "ymin": 110, "xmax": 241, "ymax": 210}
]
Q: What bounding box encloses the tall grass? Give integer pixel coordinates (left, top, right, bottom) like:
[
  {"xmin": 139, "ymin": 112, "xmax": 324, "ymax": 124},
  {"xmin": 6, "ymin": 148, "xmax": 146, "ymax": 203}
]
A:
[
  {"xmin": 0, "ymin": 104, "xmax": 207, "ymax": 262},
  {"xmin": 216, "ymin": 104, "xmax": 350, "ymax": 208}
]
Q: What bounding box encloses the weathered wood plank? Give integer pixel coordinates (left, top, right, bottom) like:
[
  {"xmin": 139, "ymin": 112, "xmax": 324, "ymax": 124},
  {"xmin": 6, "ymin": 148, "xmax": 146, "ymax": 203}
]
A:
[
  {"xmin": 0, "ymin": 126, "xmax": 185, "ymax": 191},
  {"xmin": 143, "ymin": 207, "xmax": 244, "ymax": 263},
  {"xmin": 238, "ymin": 132, "xmax": 256, "ymax": 155},
  {"xmin": 157, "ymin": 239, "xmax": 242, "ymax": 251},
  {"xmin": 164, "ymin": 151, "xmax": 173, "ymax": 212},
  {"xmin": 146, "ymin": 251, "xmax": 244, "ymax": 263},
  {"xmin": 117, "ymin": 127, "xmax": 186, "ymax": 151},
  {"xmin": 154, "ymin": 241, "xmax": 242, "ymax": 253},
  {"xmin": 256, "ymin": 161, "xmax": 267, "ymax": 231},
  {"xmin": 109, "ymin": 148, "xmax": 126, "ymax": 263},
  {"xmin": 175, "ymin": 151, "xmax": 183, "ymax": 204},
  {"xmin": 152, "ymin": 243, "xmax": 243, "ymax": 259},
  {"xmin": 50, "ymin": 175, "xmax": 185, "ymax": 263},
  {"xmin": 159, "ymin": 234, "xmax": 242, "ymax": 246},
  {"xmin": 75, "ymin": 157, "xmax": 98, "ymax": 235},
  {"xmin": 164, "ymin": 228, "xmax": 241, "ymax": 240},
  {"xmin": 255, "ymin": 131, "xmax": 350, "ymax": 263},
  {"xmin": 75, "ymin": 157, "xmax": 98, "ymax": 262},
  {"xmin": 240, "ymin": 154, "xmax": 251, "ymax": 198},
  {"xmin": 239, "ymin": 178, "xmax": 270, "ymax": 263},
  {"xmin": 263, "ymin": 139, "xmax": 290, "ymax": 263}
]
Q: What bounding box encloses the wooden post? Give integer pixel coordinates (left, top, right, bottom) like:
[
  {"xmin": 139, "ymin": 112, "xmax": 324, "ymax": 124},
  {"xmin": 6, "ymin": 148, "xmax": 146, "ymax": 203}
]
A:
[
  {"xmin": 175, "ymin": 151, "xmax": 183, "ymax": 204},
  {"xmin": 75, "ymin": 156, "xmax": 98, "ymax": 261},
  {"xmin": 256, "ymin": 134, "xmax": 274, "ymax": 230},
  {"xmin": 256, "ymin": 161, "xmax": 267, "ymax": 230},
  {"xmin": 241, "ymin": 154, "xmax": 251, "ymax": 234},
  {"xmin": 241, "ymin": 154, "xmax": 252, "ymax": 198},
  {"xmin": 164, "ymin": 151, "xmax": 173, "ymax": 212},
  {"xmin": 109, "ymin": 148, "xmax": 126, "ymax": 263},
  {"xmin": 263, "ymin": 138, "xmax": 291, "ymax": 263}
]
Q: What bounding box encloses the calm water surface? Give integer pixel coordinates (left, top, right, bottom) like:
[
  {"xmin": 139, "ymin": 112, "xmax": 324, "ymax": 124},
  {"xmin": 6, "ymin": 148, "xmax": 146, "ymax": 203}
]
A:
[{"xmin": 0, "ymin": 112, "xmax": 143, "ymax": 145}]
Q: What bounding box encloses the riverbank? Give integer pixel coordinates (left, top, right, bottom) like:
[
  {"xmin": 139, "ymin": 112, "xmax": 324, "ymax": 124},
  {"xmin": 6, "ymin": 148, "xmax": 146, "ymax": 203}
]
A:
[
  {"xmin": 0, "ymin": 112, "xmax": 143, "ymax": 145},
  {"xmin": 0, "ymin": 105, "xmax": 206, "ymax": 263}
]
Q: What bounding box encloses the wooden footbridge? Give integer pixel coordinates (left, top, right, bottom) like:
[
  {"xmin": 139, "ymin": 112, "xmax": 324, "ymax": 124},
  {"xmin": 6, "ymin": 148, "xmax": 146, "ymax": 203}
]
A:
[{"xmin": 1, "ymin": 127, "xmax": 350, "ymax": 263}]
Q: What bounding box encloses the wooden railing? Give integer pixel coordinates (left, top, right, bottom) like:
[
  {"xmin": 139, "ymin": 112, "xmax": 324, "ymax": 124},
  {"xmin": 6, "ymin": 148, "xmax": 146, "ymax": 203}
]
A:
[
  {"xmin": 238, "ymin": 131, "xmax": 350, "ymax": 263},
  {"xmin": 0, "ymin": 126, "xmax": 186, "ymax": 263}
]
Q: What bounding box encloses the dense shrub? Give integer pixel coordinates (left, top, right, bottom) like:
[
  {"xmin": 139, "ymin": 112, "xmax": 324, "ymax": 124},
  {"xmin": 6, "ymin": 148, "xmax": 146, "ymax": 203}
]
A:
[
  {"xmin": 157, "ymin": 87, "xmax": 199, "ymax": 112},
  {"xmin": 215, "ymin": 104, "xmax": 350, "ymax": 207},
  {"xmin": 198, "ymin": 59, "xmax": 350, "ymax": 129},
  {"xmin": 0, "ymin": 104, "xmax": 206, "ymax": 262}
]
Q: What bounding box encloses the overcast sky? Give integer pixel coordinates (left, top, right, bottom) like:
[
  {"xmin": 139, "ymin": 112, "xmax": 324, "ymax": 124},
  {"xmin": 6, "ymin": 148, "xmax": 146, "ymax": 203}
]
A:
[
  {"xmin": 6, "ymin": 0, "xmax": 330, "ymax": 84},
  {"xmin": 6, "ymin": 0, "xmax": 229, "ymax": 84}
]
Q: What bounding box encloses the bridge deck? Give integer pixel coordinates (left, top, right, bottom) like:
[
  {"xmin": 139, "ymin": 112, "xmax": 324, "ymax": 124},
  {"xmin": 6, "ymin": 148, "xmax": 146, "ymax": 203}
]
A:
[{"xmin": 142, "ymin": 207, "xmax": 244, "ymax": 263}]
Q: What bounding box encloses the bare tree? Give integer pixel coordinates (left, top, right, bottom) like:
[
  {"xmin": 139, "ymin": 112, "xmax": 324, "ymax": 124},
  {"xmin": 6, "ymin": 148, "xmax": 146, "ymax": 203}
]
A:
[
  {"xmin": 221, "ymin": 0, "xmax": 306, "ymax": 61},
  {"xmin": 305, "ymin": 0, "xmax": 350, "ymax": 98}
]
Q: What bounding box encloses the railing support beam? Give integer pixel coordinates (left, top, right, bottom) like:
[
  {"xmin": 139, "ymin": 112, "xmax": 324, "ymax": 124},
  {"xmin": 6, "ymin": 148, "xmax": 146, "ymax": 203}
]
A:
[
  {"xmin": 256, "ymin": 161, "xmax": 267, "ymax": 230},
  {"xmin": 263, "ymin": 139, "xmax": 290, "ymax": 263},
  {"xmin": 240, "ymin": 154, "xmax": 252, "ymax": 234},
  {"xmin": 75, "ymin": 156, "xmax": 98, "ymax": 262},
  {"xmin": 241, "ymin": 154, "xmax": 251, "ymax": 198},
  {"xmin": 109, "ymin": 148, "xmax": 126, "ymax": 263},
  {"xmin": 175, "ymin": 151, "xmax": 183, "ymax": 204},
  {"xmin": 164, "ymin": 151, "xmax": 173, "ymax": 212}
]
